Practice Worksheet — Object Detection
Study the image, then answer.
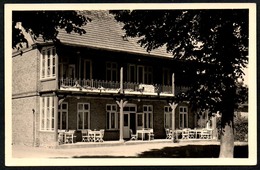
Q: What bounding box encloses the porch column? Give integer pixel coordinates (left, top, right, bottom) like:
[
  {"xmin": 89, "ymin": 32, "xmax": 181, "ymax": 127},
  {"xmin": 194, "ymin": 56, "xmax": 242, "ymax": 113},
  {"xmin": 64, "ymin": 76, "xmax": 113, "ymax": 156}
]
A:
[
  {"xmin": 116, "ymin": 66, "xmax": 128, "ymax": 142},
  {"xmin": 212, "ymin": 114, "xmax": 217, "ymax": 139},
  {"xmin": 54, "ymin": 95, "xmax": 59, "ymax": 144},
  {"xmin": 116, "ymin": 99, "xmax": 128, "ymax": 142},
  {"xmin": 169, "ymin": 72, "xmax": 177, "ymax": 141},
  {"xmin": 169, "ymin": 102, "xmax": 178, "ymax": 141}
]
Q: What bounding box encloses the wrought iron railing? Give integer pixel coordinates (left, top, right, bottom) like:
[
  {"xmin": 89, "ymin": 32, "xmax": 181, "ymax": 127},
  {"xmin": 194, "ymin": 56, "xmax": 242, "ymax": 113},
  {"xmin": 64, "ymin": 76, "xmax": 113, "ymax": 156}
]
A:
[{"xmin": 59, "ymin": 78, "xmax": 189, "ymax": 94}]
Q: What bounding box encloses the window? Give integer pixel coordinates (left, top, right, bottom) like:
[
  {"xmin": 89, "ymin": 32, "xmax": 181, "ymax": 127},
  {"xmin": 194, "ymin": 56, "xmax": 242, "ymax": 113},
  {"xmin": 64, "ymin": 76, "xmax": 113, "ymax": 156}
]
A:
[
  {"xmin": 106, "ymin": 62, "xmax": 117, "ymax": 82},
  {"xmin": 135, "ymin": 65, "xmax": 153, "ymax": 84},
  {"xmin": 40, "ymin": 96, "xmax": 55, "ymax": 131},
  {"xmin": 179, "ymin": 106, "xmax": 188, "ymax": 129},
  {"xmin": 128, "ymin": 64, "xmax": 136, "ymax": 82},
  {"xmin": 106, "ymin": 104, "xmax": 118, "ymax": 130},
  {"xmin": 83, "ymin": 59, "xmax": 92, "ymax": 80},
  {"xmin": 144, "ymin": 66, "xmax": 153, "ymax": 84},
  {"xmin": 40, "ymin": 46, "xmax": 57, "ymax": 79},
  {"xmin": 77, "ymin": 103, "xmax": 90, "ymax": 130},
  {"xmin": 137, "ymin": 65, "xmax": 144, "ymax": 83},
  {"xmin": 143, "ymin": 105, "xmax": 153, "ymax": 128},
  {"xmin": 163, "ymin": 68, "xmax": 171, "ymax": 85},
  {"xmin": 164, "ymin": 106, "xmax": 172, "ymax": 128},
  {"xmin": 58, "ymin": 102, "xmax": 68, "ymax": 130}
]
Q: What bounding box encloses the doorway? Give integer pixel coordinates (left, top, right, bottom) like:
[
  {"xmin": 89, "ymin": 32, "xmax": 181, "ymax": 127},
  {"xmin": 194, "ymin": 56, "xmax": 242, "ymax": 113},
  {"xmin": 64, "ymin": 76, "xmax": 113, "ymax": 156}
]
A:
[{"xmin": 123, "ymin": 104, "xmax": 137, "ymax": 139}]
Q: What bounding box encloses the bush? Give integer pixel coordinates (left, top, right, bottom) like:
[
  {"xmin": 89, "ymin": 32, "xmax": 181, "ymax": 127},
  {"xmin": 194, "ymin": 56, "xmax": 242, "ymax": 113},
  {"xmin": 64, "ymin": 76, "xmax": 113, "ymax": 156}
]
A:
[
  {"xmin": 216, "ymin": 116, "xmax": 248, "ymax": 142},
  {"xmin": 234, "ymin": 116, "xmax": 248, "ymax": 141}
]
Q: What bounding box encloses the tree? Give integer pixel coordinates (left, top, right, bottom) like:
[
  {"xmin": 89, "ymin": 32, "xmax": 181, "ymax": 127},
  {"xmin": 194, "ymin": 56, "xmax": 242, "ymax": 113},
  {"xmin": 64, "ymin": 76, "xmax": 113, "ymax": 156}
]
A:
[
  {"xmin": 110, "ymin": 10, "xmax": 248, "ymax": 158},
  {"xmin": 12, "ymin": 11, "xmax": 91, "ymax": 49}
]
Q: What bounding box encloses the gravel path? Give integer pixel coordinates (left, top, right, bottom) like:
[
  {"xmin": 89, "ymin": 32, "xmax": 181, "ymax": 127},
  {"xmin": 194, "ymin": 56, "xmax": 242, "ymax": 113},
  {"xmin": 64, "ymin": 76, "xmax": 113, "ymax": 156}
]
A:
[{"xmin": 11, "ymin": 141, "xmax": 247, "ymax": 158}]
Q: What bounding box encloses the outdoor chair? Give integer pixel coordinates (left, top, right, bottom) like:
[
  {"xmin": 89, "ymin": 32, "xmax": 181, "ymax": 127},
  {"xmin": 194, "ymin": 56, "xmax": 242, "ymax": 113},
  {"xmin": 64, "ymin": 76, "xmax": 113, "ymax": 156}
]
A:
[
  {"xmin": 130, "ymin": 129, "xmax": 137, "ymax": 140},
  {"xmin": 165, "ymin": 128, "xmax": 172, "ymax": 139},
  {"xmin": 148, "ymin": 129, "xmax": 155, "ymax": 140},
  {"xmin": 81, "ymin": 129, "xmax": 91, "ymax": 142},
  {"xmin": 95, "ymin": 129, "xmax": 105, "ymax": 142},
  {"xmin": 58, "ymin": 132, "xmax": 65, "ymax": 145},
  {"xmin": 200, "ymin": 129, "xmax": 211, "ymax": 139},
  {"xmin": 65, "ymin": 130, "xmax": 76, "ymax": 144},
  {"xmin": 182, "ymin": 128, "xmax": 189, "ymax": 139},
  {"xmin": 188, "ymin": 130, "xmax": 195, "ymax": 139}
]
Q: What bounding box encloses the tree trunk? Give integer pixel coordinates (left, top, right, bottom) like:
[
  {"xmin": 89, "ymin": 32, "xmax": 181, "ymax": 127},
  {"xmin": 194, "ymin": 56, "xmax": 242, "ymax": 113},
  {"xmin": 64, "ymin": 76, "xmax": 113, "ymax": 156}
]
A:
[
  {"xmin": 219, "ymin": 88, "xmax": 235, "ymax": 158},
  {"xmin": 219, "ymin": 113, "xmax": 234, "ymax": 158}
]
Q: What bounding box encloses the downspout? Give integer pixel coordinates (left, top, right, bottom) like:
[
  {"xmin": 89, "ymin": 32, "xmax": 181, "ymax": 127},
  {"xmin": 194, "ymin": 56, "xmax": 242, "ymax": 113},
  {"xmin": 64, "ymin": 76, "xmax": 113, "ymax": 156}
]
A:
[{"xmin": 32, "ymin": 109, "xmax": 35, "ymax": 146}]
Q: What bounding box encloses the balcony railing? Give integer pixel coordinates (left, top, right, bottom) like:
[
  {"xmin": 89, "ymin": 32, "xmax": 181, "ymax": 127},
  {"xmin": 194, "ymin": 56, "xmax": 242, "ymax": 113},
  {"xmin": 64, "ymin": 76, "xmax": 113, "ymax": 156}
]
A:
[{"xmin": 59, "ymin": 78, "xmax": 189, "ymax": 95}]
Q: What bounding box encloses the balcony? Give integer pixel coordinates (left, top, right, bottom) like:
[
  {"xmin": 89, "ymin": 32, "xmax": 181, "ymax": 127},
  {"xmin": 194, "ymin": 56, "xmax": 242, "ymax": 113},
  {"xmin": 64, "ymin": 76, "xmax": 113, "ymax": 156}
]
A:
[{"xmin": 59, "ymin": 78, "xmax": 189, "ymax": 96}]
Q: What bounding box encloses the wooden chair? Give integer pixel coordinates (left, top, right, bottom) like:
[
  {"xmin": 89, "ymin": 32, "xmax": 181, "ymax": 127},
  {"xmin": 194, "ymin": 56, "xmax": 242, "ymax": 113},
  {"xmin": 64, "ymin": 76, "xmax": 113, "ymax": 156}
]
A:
[
  {"xmin": 182, "ymin": 128, "xmax": 189, "ymax": 139},
  {"xmin": 148, "ymin": 129, "xmax": 155, "ymax": 140},
  {"xmin": 81, "ymin": 129, "xmax": 91, "ymax": 142},
  {"xmin": 200, "ymin": 129, "xmax": 211, "ymax": 139},
  {"xmin": 130, "ymin": 129, "xmax": 137, "ymax": 140},
  {"xmin": 65, "ymin": 130, "xmax": 76, "ymax": 143},
  {"xmin": 165, "ymin": 128, "xmax": 172, "ymax": 139},
  {"xmin": 58, "ymin": 132, "xmax": 65, "ymax": 145},
  {"xmin": 95, "ymin": 129, "xmax": 105, "ymax": 142}
]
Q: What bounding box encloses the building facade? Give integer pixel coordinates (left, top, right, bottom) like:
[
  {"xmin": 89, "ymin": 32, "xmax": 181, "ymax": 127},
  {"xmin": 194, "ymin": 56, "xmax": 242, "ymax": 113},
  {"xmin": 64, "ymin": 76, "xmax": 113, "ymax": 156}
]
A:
[{"xmin": 12, "ymin": 15, "xmax": 207, "ymax": 147}]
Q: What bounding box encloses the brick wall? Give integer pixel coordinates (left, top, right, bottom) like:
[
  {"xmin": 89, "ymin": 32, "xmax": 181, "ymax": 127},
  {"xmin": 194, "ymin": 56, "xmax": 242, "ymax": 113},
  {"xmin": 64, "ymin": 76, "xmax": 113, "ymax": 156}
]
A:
[
  {"xmin": 12, "ymin": 48, "xmax": 40, "ymax": 146},
  {"xmin": 12, "ymin": 96, "xmax": 37, "ymax": 146},
  {"xmin": 59, "ymin": 97, "xmax": 195, "ymax": 141},
  {"xmin": 12, "ymin": 49, "xmax": 39, "ymax": 96}
]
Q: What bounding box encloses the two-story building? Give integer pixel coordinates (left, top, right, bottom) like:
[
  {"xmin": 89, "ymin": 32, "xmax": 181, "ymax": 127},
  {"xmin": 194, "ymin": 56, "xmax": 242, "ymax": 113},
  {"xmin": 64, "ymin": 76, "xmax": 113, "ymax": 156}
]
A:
[{"xmin": 12, "ymin": 12, "xmax": 206, "ymax": 147}]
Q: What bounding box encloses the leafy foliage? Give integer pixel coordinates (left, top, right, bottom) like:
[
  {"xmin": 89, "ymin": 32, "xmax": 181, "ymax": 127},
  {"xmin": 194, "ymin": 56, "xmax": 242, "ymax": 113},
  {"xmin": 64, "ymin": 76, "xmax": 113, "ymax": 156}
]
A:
[
  {"xmin": 12, "ymin": 11, "xmax": 91, "ymax": 49},
  {"xmin": 110, "ymin": 10, "xmax": 248, "ymax": 115}
]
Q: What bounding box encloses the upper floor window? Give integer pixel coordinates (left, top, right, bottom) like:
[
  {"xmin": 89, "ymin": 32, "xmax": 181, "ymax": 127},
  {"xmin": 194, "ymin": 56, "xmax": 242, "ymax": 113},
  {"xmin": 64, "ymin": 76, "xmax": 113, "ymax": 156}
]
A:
[
  {"xmin": 128, "ymin": 64, "xmax": 153, "ymax": 84},
  {"xmin": 106, "ymin": 62, "xmax": 118, "ymax": 82},
  {"xmin": 41, "ymin": 46, "xmax": 56, "ymax": 79},
  {"xmin": 163, "ymin": 68, "xmax": 171, "ymax": 86}
]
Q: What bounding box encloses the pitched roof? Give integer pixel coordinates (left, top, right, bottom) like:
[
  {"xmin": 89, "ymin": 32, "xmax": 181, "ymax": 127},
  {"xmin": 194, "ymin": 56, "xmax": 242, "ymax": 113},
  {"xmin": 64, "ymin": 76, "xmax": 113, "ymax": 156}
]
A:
[{"xmin": 56, "ymin": 18, "xmax": 173, "ymax": 58}]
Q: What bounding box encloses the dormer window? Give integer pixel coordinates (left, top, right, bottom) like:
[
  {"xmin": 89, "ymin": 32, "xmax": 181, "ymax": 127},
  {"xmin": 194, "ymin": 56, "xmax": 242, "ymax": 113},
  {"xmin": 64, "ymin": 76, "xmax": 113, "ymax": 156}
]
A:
[{"xmin": 40, "ymin": 46, "xmax": 56, "ymax": 79}]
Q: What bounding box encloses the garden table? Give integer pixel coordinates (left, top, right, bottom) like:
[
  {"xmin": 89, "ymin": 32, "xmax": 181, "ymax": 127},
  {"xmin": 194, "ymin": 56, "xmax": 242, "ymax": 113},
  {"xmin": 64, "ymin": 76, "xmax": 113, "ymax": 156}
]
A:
[{"xmin": 136, "ymin": 129, "xmax": 153, "ymax": 140}]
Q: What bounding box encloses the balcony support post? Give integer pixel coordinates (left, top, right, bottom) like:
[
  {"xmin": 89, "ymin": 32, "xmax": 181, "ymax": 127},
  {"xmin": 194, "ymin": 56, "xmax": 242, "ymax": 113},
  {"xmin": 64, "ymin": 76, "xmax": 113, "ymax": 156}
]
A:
[
  {"xmin": 120, "ymin": 67, "xmax": 123, "ymax": 93},
  {"xmin": 169, "ymin": 72, "xmax": 177, "ymax": 142},
  {"xmin": 172, "ymin": 73, "xmax": 175, "ymax": 95},
  {"xmin": 116, "ymin": 99, "xmax": 128, "ymax": 142},
  {"xmin": 169, "ymin": 102, "xmax": 178, "ymax": 142}
]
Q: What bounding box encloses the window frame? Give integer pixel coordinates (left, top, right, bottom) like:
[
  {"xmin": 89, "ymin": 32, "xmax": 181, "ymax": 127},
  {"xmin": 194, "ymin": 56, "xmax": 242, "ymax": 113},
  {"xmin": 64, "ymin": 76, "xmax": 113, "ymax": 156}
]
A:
[
  {"xmin": 58, "ymin": 102, "xmax": 68, "ymax": 130},
  {"xmin": 40, "ymin": 96, "xmax": 55, "ymax": 132},
  {"xmin": 40, "ymin": 46, "xmax": 57, "ymax": 80},
  {"xmin": 179, "ymin": 106, "xmax": 188, "ymax": 129},
  {"xmin": 106, "ymin": 62, "xmax": 118, "ymax": 82},
  {"xmin": 143, "ymin": 105, "xmax": 153, "ymax": 129},
  {"xmin": 164, "ymin": 106, "xmax": 172, "ymax": 128},
  {"xmin": 106, "ymin": 104, "xmax": 119, "ymax": 130},
  {"xmin": 77, "ymin": 103, "xmax": 90, "ymax": 130},
  {"xmin": 83, "ymin": 59, "xmax": 92, "ymax": 80}
]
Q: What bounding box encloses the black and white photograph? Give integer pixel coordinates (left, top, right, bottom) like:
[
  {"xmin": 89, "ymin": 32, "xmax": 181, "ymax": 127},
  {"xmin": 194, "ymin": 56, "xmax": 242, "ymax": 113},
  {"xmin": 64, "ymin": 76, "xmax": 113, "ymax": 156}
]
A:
[{"xmin": 5, "ymin": 3, "xmax": 257, "ymax": 166}]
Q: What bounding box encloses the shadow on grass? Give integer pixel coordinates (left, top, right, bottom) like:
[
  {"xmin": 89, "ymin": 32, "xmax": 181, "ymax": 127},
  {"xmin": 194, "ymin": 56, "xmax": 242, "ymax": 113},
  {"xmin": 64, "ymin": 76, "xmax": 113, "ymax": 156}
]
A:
[{"xmin": 72, "ymin": 145, "xmax": 248, "ymax": 158}]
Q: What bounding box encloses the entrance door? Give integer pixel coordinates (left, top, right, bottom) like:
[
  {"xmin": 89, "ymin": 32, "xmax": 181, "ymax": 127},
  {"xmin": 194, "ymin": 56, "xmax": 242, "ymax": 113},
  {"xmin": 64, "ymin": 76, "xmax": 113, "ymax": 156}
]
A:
[
  {"xmin": 123, "ymin": 104, "xmax": 137, "ymax": 139},
  {"xmin": 123, "ymin": 113, "xmax": 130, "ymax": 138}
]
